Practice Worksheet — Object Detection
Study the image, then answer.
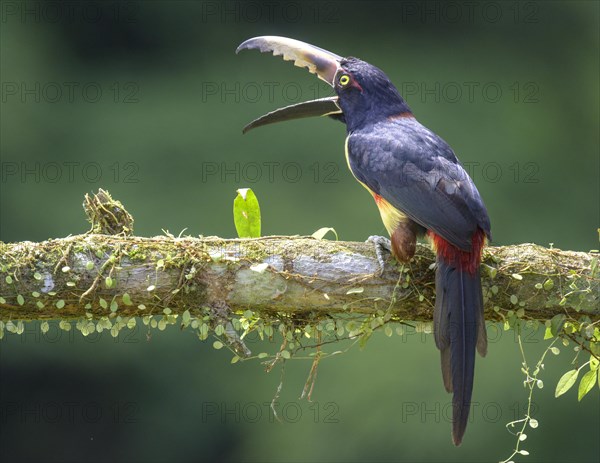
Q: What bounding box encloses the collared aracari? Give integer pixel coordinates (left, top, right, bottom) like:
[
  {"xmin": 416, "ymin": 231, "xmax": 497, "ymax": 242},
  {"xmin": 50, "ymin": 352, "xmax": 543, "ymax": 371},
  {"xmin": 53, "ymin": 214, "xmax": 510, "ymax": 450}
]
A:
[{"xmin": 236, "ymin": 36, "xmax": 491, "ymax": 446}]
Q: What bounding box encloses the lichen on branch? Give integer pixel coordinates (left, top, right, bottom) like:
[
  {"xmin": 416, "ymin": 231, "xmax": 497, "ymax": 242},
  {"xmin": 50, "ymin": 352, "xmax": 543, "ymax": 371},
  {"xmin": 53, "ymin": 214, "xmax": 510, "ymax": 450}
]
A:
[{"xmin": 0, "ymin": 191, "xmax": 598, "ymax": 356}]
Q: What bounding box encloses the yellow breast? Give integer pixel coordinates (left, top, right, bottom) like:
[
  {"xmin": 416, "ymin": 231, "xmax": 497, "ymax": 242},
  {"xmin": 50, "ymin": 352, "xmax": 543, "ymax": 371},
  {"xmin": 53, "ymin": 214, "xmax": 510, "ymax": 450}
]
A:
[{"xmin": 344, "ymin": 136, "xmax": 407, "ymax": 236}]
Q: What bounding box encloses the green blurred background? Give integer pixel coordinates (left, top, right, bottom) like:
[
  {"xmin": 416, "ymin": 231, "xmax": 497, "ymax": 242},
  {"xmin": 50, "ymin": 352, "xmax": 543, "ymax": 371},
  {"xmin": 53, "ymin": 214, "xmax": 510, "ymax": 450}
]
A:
[{"xmin": 0, "ymin": 1, "xmax": 598, "ymax": 462}]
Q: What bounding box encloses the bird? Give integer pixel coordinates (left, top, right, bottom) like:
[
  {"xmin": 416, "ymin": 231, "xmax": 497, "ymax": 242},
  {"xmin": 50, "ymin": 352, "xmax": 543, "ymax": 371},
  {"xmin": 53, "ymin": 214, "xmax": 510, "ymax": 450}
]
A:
[{"xmin": 236, "ymin": 36, "xmax": 491, "ymax": 446}]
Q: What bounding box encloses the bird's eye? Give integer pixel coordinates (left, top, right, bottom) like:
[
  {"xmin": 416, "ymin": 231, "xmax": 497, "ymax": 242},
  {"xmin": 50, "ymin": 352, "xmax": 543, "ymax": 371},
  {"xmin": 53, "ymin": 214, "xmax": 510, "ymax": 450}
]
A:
[{"xmin": 339, "ymin": 74, "xmax": 351, "ymax": 86}]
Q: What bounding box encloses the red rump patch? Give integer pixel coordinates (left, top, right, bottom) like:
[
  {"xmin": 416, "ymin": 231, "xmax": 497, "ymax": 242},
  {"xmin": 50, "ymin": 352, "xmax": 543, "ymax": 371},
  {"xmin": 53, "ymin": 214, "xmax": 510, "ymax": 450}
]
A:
[
  {"xmin": 428, "ymin": 229, "xmax": 486, "ymax": 274},
  {"xmin": 372, "ymin": 193, "xmax": 383, "ymax": 205}
]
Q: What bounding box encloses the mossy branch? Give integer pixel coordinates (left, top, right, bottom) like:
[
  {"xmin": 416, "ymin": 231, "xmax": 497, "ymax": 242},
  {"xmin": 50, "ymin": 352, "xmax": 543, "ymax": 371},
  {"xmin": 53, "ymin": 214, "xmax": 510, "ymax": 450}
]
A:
[{"xmin": 0, "ymin": 191, "xmax": 598, "ymax": 326}]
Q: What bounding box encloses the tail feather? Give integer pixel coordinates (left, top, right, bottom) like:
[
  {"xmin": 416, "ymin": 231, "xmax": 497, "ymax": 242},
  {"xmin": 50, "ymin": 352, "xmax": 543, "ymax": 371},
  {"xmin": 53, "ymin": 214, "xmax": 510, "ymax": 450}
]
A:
[{"xmin": 434, "ymin": 258, "xmax": 486, "ymax": 446}]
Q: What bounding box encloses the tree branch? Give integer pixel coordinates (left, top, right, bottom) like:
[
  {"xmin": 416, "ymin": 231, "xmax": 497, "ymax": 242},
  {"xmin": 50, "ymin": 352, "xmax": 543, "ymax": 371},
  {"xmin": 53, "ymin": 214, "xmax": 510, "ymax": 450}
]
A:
[
  {"xmin": 1, "ymin": 233, "xmax": 597, "ymax": 323},
  {"xmin": 0, "ymin": 190, "xmax": 598, "ymax": 333}
]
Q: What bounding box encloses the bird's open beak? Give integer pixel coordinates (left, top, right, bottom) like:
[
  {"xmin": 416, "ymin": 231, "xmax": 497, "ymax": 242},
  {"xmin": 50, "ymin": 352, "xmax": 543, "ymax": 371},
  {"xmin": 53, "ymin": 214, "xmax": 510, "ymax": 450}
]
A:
[{"xmin": 236, "ymin": 36, "xmax": 343, "ymax": 133}]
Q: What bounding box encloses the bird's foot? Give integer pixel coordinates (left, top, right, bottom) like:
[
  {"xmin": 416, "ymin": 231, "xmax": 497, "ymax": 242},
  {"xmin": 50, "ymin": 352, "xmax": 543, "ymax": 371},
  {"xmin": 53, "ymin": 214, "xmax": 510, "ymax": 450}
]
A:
[{"xmin": 366, "ymin": 235, "xmax": 392, "ymax": 276}]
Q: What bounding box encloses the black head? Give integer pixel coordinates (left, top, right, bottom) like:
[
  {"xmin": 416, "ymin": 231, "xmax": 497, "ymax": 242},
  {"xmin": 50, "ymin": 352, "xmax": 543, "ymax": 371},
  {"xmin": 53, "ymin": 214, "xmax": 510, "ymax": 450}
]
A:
[{"xmin": 334, "ymin": 57, "xmax": 412, "ymax": 132}]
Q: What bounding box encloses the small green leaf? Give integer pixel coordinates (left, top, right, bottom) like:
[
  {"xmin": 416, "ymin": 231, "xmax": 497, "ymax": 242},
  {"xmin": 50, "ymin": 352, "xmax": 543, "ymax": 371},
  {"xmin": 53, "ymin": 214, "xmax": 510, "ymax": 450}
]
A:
[
  {"xmin": 122, "ymin": 293, "xmax": 133, "ymax": 306},
  {"xmin": 55, "ymin": 299, "xmax": 65, "ymax": 309},
  {"xmin": 231, "ymin": 356, "xmax": 240, "ymax": 364},
  {"xmin": 311, "ymin": 227, "xmax": 338, "ymax": 241},
  {"xmin": 590, "ymin": 355, "xmax": 599, "ymax": 371},
  {"xmin": 5, "ymin": 275, "xmax": 13, "ymax": 284},
  {"xmin": 511, "ymin": 273, "xmax": 523, "ymax": 280},
  {"xmin": 529, "ymin": 418, "xmax": 538, "ymax": 428},
  {"xmin": 110, "ymin": 299, "xmax": 118, "ymax": 312},
  {"xmin": 536, "ymin": 380, "xmax": 544, "ymax": 389},
  {"xmin": 510, "ymin": 294, "xmax": 518, "ymax": 305},
  {"xmin": 163, "ymin": 307, "xmax": 172, "ymax": 315},
  {"xmin": 40, "ymin": 321, "xmax": 49, "ymax": 334},
  {"xmin": 258, "ymin": 352, "xmax": 268, "ymax": 359},
  {"xmin": 578, "ymin": 369, "xmax": 597, "ymax": 401},
  {"xmin": 543, "ymin": 279, "xmax": 554, "ymax": 290},
  {"xmin": 147, "ymin": 285, "xmax": 155, "ymax": 292},
  {"xmin": 280, "ymin": 350, "xmax": 291, "ymax": 359},
  {"xmin": 213, "ymin": 341, "xmax": 224, "ymax": 350},
  {"xmin": 59, "ymin": 320, "xmax": 71, "ymax": 331},
  {"xmin": 198, "ymin": 323, "xmax": 209, "ymax": 340},
  {"xmin": 233, "ymin": 188, "xmax": 261, "ymax": 238},
  {"xmin": 33, "ymin": 272, "xmax": 42, "ymax": 281},
  {"xmin": 86, "ymin": 261, "xmax": 94, "ymax": 271},
  {"xmin": 105, "ymin": 277, "xmax": 114, "ymax": 288},
  {"xmin": 555, "ymin": 369, "xmax": 579, "ymax": 397},
  {"xmin": 99, "ymin": 298, "xmax": 108, "ymax": 309},
  {"xmin": 61, "ymin": 266, "xmax": 71, "ymax": 273},
  {"xmin": 590, "ymin": 257, "xmax": 598, "ymax": 276},
  {"xmin": 182, "ymin": 310, "xmax": 191, "ymax": 324},
  {"xmin": 16, "ymin": 294, "xmax": 24, "ymax": 306},
  {"xmin": 550, "ymin": 347, "xmax": 560, "ymax": 355},
  {"xmin": 0, "ymin": 297, "xmax": 5, "ymax": 304}
]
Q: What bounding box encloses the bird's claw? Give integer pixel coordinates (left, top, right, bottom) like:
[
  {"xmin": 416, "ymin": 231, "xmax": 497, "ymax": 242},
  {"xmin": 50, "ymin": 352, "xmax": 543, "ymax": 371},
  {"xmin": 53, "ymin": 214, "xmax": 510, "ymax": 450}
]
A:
[{"xmin": 366, "ymin": 235, "xmax": 391, "ymax": 276}]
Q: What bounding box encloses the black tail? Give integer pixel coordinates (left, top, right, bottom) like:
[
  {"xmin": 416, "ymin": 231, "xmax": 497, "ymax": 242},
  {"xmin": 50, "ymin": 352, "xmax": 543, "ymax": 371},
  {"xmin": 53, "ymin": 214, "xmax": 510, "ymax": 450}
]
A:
[{"xmin": 434, "ymin": 259, "xmax": 487, "ymax": 446}]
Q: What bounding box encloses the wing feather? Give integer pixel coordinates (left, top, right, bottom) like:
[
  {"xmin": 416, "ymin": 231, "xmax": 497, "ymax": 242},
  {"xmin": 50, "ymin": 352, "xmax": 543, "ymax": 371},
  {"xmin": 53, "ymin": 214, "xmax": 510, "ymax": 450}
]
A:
[{"xmin": 347, "ymin": 119, "xmax": 490, "ymax": 250}]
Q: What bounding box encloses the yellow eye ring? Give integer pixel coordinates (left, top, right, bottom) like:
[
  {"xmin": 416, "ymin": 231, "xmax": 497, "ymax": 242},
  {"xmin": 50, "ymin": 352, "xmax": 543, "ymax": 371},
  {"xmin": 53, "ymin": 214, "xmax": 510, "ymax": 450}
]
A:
[{"xmin": 339, "ymin": 74, "xmax": 350, "ymax": 86}]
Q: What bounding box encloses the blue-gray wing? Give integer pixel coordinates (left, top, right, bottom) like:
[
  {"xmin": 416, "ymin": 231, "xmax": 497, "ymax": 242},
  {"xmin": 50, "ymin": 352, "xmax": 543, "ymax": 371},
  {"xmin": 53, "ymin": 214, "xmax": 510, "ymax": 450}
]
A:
[{"xmin": 347, "ymin": 120, "xmax": 491, "ymax": 251}]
